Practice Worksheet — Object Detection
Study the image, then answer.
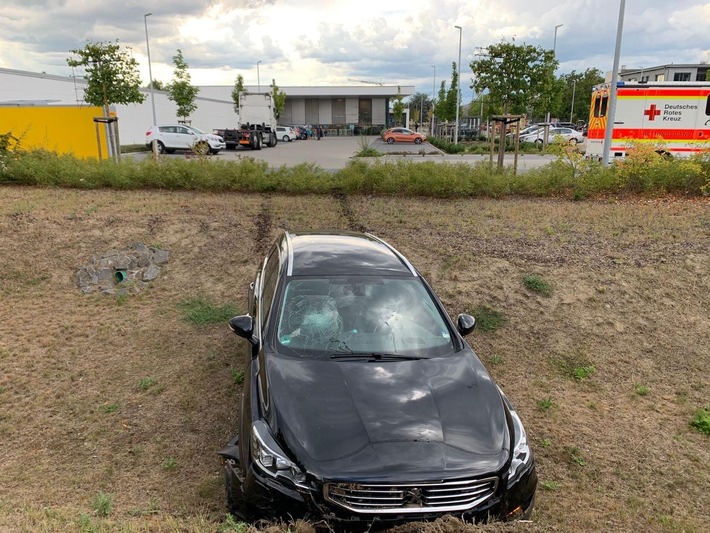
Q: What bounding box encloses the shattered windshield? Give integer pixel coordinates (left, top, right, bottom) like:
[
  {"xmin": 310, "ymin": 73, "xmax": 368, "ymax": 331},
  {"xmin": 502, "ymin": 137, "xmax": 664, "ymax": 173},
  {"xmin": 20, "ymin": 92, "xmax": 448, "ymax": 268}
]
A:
[{"xmin": 275, "ymin": 277, "xmax": 454, "ymax": 359}]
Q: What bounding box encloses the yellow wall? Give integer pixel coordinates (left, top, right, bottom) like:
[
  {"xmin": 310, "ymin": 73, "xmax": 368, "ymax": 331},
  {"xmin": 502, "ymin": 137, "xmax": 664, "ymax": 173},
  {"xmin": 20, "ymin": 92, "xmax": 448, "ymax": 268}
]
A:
[{"xmin": 0, "ymin": 105, "xmax": 110, "ymax": 159}]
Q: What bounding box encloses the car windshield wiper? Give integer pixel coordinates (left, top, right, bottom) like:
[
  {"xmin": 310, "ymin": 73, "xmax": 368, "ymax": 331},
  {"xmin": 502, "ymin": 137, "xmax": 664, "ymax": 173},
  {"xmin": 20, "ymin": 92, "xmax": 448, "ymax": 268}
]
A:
[{"xmin": 330, "ymin": 352, "xmax": 427, "ymax": 361}]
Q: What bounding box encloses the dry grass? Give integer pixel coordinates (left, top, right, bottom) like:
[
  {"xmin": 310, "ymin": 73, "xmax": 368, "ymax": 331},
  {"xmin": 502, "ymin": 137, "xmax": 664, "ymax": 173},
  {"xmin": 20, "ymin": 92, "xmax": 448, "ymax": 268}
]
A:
[{"xmin": 0, "ymin": 186, "xmax": 709, "ymax": 532}]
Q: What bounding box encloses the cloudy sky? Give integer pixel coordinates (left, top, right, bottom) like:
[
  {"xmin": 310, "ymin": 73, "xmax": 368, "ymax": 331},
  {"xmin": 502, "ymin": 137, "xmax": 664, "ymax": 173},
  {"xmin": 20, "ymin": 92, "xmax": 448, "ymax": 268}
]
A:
[{"xmin": 1, "ymin": 0, "xmax": 708, "ymax": 97}]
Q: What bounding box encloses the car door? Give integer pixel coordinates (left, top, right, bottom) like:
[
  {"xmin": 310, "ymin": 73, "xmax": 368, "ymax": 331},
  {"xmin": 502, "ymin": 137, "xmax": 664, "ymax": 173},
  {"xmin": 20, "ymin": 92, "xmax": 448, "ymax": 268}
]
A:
[{"xmin": 175, "ymin": 125, "xmax": 196, "ymax": 149}]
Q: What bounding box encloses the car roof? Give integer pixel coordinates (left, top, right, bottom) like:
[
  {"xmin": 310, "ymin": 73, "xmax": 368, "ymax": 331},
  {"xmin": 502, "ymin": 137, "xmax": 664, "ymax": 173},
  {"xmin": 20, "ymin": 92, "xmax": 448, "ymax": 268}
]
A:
[{"xmin": 284, "ymin": 231, "xmax": 417, "ymax": 277}]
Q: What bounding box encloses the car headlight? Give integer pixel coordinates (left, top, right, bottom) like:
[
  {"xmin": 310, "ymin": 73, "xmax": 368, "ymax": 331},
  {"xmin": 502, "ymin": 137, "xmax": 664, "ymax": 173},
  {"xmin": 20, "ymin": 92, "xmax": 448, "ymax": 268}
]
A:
[
  {"xmin": 251, "ymin": 420, "xmax": 309, "ymax": 488},
  {"xmin": 506, "ymin": 406, "xmax": 533, "ymax": 488}
]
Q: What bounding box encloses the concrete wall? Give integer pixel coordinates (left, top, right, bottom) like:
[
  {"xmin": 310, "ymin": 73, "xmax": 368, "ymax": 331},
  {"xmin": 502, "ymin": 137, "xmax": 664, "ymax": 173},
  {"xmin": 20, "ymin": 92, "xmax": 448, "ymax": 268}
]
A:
[{"xmin": 0, "ymin": 105, "xmax": 109, "ymax": 159}]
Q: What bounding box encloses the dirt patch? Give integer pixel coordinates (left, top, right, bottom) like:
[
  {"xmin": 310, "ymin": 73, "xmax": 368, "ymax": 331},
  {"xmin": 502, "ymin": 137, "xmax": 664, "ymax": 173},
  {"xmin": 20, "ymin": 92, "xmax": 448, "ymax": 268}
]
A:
[{"xmin": 0, "ymin": 187, "xmax": 708, "ymax": 532}]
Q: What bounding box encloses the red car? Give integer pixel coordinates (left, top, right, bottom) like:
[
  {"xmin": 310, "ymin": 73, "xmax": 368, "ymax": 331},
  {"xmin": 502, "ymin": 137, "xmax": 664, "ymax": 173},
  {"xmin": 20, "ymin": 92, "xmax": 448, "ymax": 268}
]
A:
[{"xmin": 382, "ymin": 127, "xmax": 427, "ymax": 144}]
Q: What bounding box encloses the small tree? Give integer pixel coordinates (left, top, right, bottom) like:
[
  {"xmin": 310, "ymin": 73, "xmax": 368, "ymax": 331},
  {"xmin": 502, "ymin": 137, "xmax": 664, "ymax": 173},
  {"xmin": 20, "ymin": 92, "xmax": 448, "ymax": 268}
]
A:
[
  {"xmin": 392, "ymin": 86, "xmax": 405, "ymax": 126},
  {"xmin": 167, "ymin": 49, "xmax": 199, "ymax": 122},
  {"xmin": 231, "ymin": 74, "xmax": 245, "ymax": 113},
  {"xmin": 67, "ymin": 40, "xmax": 145, "ymax": 158},
  {"xmin": 270, "ymin": 79, "xmax": 287, "ymax": 120},
  {"xmin": 470, "ymin": 41, "xmax": 558, "ymax": 115}
]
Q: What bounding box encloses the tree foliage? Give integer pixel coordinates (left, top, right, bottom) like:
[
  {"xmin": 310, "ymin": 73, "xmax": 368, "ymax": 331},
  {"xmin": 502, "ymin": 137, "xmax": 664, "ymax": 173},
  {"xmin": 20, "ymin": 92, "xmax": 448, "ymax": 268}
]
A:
[
  {"xmin": 392, "ymin": 86, "xmax": 405, "ymax": 126},
  {"xmin": 167, "ymin": 49, "xmax": 199, "ymax": 121},
  {"xmin": 434, "ymin": 62, "xmax": 460, "ymax": 122},
  {"xmin": 408, "ymin": 92, "xmax": 433, "ymax": 125},
  {"xmin": 231, "ymin": 74, "xmax": 245, "ymax": 113},
  {"xmin": 67, "ymin": 41, "xmax": 146, "ymax": 110},
  {"xmin": 270, "ymin": 79, "xmax": 287, "ymax": 120},
  {"xmin": 552, "ymin": 68, "xmax": 605, "ymax": 125},
  {"xmin": 470, "ymin": 41, "xmax": 558, "ymax": 116}
]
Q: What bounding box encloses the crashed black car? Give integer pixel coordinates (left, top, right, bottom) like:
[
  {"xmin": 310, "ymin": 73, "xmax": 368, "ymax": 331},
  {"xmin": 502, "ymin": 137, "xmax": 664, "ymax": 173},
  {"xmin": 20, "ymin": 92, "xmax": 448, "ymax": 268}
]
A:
[{"xmin": 220, "ymin": 231, "xmax": 537, "ymax": 527}]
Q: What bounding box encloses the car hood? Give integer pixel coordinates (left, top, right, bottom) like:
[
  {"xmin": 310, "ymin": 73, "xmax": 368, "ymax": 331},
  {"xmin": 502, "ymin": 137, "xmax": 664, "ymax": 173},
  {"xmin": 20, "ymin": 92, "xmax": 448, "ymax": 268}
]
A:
[{"xmin": 264, "ymin": 350, "xmax": 510, "ymax": 481}]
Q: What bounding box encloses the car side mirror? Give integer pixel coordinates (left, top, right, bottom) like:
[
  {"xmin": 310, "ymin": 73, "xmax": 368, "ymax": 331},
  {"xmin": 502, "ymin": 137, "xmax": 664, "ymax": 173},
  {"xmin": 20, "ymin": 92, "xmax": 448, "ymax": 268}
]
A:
[
  {"xmin": 229, "ymin": 315, "xmax": 258, "ymax": 345},
  {"xmin": 456, "ymin": 314, "xmax": 476, "ymax": 336}
]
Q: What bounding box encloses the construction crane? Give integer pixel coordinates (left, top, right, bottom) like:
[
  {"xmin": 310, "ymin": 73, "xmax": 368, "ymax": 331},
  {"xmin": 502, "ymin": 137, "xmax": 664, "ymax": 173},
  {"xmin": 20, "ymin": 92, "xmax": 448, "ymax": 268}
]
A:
[{"xmin": 347, "ymin": 78, "xmax": 385, "ymax": 86}]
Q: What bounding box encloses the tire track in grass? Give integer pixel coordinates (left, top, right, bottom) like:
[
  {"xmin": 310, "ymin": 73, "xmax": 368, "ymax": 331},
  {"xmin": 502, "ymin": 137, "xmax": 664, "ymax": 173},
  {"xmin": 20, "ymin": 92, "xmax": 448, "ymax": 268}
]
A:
[{"xmin": 332, "ymin": 189, "xmax": 367, "ymax": 233}]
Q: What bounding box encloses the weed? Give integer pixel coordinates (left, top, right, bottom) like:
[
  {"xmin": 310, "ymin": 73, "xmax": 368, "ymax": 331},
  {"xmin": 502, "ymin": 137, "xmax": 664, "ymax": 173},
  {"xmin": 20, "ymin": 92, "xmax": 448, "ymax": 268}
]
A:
[
  {"xmin": 231, "ymin": 368, "xmax": 245, "ymax": 385},
  {"xmin": 469, "ymin": 305, "xmax": 507, "ymax": 333},
  {"xmin": 138, "ymin": 377, "xmax": 157, "ymax": 391},
  {"xmin": 537, "ymin": 397, "xmax": 553, "ymax": 411},
  {"xmin": 634, "ymin": 383, "xmax": 650, "ymax": 396},
  {"xmin": 99, "ymin": 402, "xmax": 119, "ymax": 414},
  {"xmin": 78, "ymin": 513, "xmax": 97, "ymax": 533},
  {"xmin": 565, "ymin": 446, "xmax": 586, "ymax": 466},
  {"xmin": 91, "ymin": 492, "xmax": 113, "ymax": 517},
  {"xmin": 179, "ymin": 297, "xmax": 238, "ymax": 326},
  {"xmin": 572, "ymin": 365, "xmax": 596, "ymax": 381},
  {"xmin": 522, "ymin": 274, "xmax": 552, "ymax": 296},
  {"xmin": 489, "ymin": 354, "xmax": 503, "ymax": 365},
  {"xmin": 220, "ymin": 513, "xmax": 251, "ymax": 533},
  {"xmin": 540, "ymin": 438, "xmax": 552, "ymax": 448},
  {"xmin": 541, "ymin": 480, "xmax": 560, "ymax": 491},
  {"xmin": 162, "ymin": 456, "xmax": 178, "ymax": 470},
  {"xmin": 689, "ymin": 405, "xmax": 710, "ymax": 435},
  {"xmin": 354, "ymin": 135, "xmax": 383, "ymax": 157},
  {"xmin": 0, "ymin": 386, "xmax": 5, "ymax": 394},
  {"xmin": 116, "ymin": 292, "xmax": 128, "ymax": 306}
]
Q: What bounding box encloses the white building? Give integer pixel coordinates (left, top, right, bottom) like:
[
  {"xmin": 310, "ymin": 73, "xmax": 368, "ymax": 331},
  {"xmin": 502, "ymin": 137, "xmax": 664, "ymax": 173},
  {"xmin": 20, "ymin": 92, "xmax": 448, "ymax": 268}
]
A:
[{"xmin": 0, "ymin": 67, "xmax": 413, "ymax": 145}]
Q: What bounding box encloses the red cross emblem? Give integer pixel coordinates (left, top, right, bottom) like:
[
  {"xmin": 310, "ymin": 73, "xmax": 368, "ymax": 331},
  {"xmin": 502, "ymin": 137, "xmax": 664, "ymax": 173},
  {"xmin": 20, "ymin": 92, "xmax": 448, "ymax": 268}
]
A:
[{"xmin": 644, "ymin": 104, "xmax": 661, "ymax": 121}]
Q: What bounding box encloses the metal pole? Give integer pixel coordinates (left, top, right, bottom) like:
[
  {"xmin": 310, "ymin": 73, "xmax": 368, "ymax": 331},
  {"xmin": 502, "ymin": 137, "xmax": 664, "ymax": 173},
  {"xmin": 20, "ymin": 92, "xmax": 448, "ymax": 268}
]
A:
[
  {"xmin": 546, "ymin": 24, "xmax": 563, "ymax": 127},
  {"xmin": 454, "ymin": 25, "xmax": 462, "ymax": 144},
  {"xmin": 602, "ymin": 0, "xmax": 626, "ymax": 166},
  {"xmin": 257, "ymin": 60, "xmax": 262, "ymax": 92},
  {"xmin": 144, "ymin": 13, "xmax": 157, "ymax": 126},
  {"xmin": 570, "ymin": 79, "xmax": 577, "ymax": 123},
  {"xmin": 431, "ymin": 65, "xmax": 436, "ymax": 132}
]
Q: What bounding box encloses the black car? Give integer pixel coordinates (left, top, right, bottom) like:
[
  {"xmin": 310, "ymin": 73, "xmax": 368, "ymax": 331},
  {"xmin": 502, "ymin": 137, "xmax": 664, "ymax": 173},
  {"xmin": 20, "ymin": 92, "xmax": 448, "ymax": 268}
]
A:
[{"xmin": 220, "ymin": 231, "xmax": 537, "ymax": 527}]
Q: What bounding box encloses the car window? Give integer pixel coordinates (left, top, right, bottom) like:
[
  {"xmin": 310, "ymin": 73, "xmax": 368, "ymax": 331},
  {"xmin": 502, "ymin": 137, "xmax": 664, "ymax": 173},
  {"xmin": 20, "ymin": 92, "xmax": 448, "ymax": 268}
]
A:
[{"xmin": 275, "ymin": 276, "xmax": 454, "ymax": 358}]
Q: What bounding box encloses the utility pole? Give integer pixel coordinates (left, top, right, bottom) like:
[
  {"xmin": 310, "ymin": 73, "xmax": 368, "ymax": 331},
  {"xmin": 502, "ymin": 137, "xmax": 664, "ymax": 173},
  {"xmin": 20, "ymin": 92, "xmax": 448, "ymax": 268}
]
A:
[
  {"xmin": 603, "ymin": 0, "xmax": 626, "ymax": 166},
  {"xmin": 454, "ymin": 25, "xmax": 462, "ymax": 144}
]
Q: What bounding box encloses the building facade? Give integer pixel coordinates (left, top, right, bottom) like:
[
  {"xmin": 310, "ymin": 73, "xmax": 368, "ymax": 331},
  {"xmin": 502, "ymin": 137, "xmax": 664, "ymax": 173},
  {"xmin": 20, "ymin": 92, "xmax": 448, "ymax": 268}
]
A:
[{"xmin": 619, "ymin": 63, "xmax": 708, "ymax": 83}]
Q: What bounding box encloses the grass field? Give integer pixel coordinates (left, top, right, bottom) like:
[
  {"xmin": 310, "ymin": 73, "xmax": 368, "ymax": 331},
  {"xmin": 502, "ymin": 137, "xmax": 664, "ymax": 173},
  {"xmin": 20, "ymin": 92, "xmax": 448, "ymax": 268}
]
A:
[{"xmin": 0, "ymin": 186, "xmax": 708, "ymax": 532}]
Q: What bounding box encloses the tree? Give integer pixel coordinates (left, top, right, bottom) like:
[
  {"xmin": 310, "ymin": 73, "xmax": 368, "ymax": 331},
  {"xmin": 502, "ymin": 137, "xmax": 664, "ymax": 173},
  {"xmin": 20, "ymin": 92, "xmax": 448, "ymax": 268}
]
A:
[
  {"xmin": 270, "ymin": 79, "xmax": 287, "ymax": 120},
  {"xmin": 470, "ymin": 41, "xmax": 558, "ymax": 116},
  {"xmin": 552, "ymin": 68, "xmax": 604, "ymax": 125},
  {"xmin": 392, "ymin": 86, "xmax": 405, "ymax": 126},
  {"xmin": 408, "ymin": 92, "xmax": 433, "ymax": 126},
  {"xmin": 231, "ymin": 74, "xmax": 245, "ymax": 113},
  {"xmin": 436, "ymin": 80, "xmax": 449, "ymax": 121},
  {"xmin": 67, "ymin": 40, "xmax": 145, "ymax": 158},
  {"xmin": 167, "ymin": 49, "xmax": 199, "ymax": 122},
  {"xmin": 146, "ymin": 79, "xmax": 165, "ymax": 91},
  {"xmin": 444, "ymin": 62, "xmax": 460, "ymax": 122}
]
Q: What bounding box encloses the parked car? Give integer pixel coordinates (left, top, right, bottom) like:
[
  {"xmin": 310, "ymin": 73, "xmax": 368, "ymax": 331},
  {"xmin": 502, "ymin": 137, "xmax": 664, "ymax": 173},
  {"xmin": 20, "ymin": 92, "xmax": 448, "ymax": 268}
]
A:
[
  {"xmin": 220, "ymin": 231, "xmax": 538, "ymax": 527},
  {"xmin": 381, "ymin": 127, "xmax": 427, "ymax": 144},
  {"xmin": 520, "ymin": 127, "xmax": 584, "ymax": 144},
  {"xmin": 275, "ymin": 126, "xmax": 297, "ymax": 142},
  {"xmin": 458, "ymin": 126, "xmax": 480, "ymax": 140},
  {"xmin": 554, "ymin": 122, "xmax": 578, "ymax": 130},
  {"xmin": 506, "ymin": 124, "xmax": 541, "ymax": 138},
  {"xmin": 289, "ymin": 125, "xmax": 308, "ymax": 140},
  {"xmin": 145, "ymin": 124, "xmax": 226, "ymax": 154}
]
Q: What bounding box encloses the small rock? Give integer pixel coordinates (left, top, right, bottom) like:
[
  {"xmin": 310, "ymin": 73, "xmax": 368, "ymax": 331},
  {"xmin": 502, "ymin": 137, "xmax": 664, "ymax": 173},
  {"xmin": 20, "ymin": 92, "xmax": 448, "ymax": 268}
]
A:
[
  {"xmin": 151, "ymin": 249, "xmax": 170, "ymax": 265},
  {"xmin": 142, "ymin": 265, "xmax": 161, "ymax": 281}
]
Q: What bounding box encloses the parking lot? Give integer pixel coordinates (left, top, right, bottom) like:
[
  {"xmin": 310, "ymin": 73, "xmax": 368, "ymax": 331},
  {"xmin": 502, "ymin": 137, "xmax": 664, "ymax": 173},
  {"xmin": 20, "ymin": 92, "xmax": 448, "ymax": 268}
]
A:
[{"xmin": 131, "ymin": 135, "xmax": 559, "ymax": 171}]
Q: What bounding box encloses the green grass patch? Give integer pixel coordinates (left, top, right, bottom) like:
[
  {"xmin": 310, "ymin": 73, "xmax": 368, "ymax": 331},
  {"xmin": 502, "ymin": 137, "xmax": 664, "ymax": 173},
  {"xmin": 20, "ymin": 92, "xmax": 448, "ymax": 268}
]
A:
[
  {"xmin": 179, "ymin": 297, "xmax": 239, "ymax": 325},
  {"xmin": 689, "ymin": 405, "xmax": 710, "ymax": 435},
  {"xmin": 634, "ymin": 383, "xmax": 650, "ymax": 396},
  {"xmin": 565, "ymin": 445, "xmax": 586, "ymax": 467},
  {"xmin": 469, "ymin": 305, "xmax": 507, "ymax": 333},
  {"xmin": 551, "ymin": 354, "xmax": 596, "ymax": 382},
  {"xmin": 522, "ymin": 274, "xmax": 552, "ymax": 296},
  {"xmin": 161, "ymin": 457, "xmax": 178, "ymax": 470},
  {"xmin": 537, "ymin": 396, "xmax": 553, "ymax": 411},
  {"xmin": 231, "ymin": 368, "xmax": 245, "ymax": 385},
  {"xmin": 541, "ymin": 480, "xmax": 560, "ymax": 491},
  {"xmin": 489, "ymin": 354, "xmax": 503, "ymax": 365},
  {"xmin": 138, "ymin": 377, "xmax": 157, "ymax": 391},
  {"xmin": 99, "ymin": 402, "xmax": 119, "ymax": 414},
  {"xmin": 91, "ymin": 492, "xmax": 113, "ymax": 517}
]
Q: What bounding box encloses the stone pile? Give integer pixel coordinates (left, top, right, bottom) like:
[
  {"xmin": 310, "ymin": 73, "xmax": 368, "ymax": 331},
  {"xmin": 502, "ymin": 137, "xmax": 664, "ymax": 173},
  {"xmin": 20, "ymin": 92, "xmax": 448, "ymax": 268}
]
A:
[{"xmin": 76, "ymin": 243, "xmax": 169, "ymax": 295}]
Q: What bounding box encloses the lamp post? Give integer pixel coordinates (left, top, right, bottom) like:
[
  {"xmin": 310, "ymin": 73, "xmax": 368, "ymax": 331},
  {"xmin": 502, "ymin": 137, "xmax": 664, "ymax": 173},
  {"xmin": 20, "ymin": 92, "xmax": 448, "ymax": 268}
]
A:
[
  {"xmin": 603, "ymin": 0, "xmax": 626, "ymax": 166},
  {"xmin": 454, "ymin": 25, "xmax": 462, "ymax": 144},
  {"xmin": 143, "ymin": 12, "xmax": 157, "ymax": 126},
  {"xmin": 545, "ymin": 24, "xmax": 564, "ymax": 127},
  {"xmin": 431, "ymin": 65, "xmax": 436, "ymax": 132},
  {"xmin": 569, "ymin": 79, "xmax": 577, "ymax": 123},
  {"xmin": 256, "ymin": 60, "xmax": 262, "ymax": 92}
]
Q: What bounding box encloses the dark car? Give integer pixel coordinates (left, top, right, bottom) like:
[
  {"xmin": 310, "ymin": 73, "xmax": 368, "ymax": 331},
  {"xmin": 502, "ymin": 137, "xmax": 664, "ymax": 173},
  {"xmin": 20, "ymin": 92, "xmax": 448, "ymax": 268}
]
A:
[{"xmin": 220, "ymin": 231, "xmax": 537, "ymax": 527}]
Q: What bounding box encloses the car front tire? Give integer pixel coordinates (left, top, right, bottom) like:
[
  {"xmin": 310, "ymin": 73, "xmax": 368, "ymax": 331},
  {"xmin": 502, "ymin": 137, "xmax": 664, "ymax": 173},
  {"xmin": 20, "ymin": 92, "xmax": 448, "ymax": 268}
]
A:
[
  {"xmin": 414, "ymin": 138, "xmax": 422, "ymax": 145},
  {"xmin": 386, "ymin": 137, "xmax": 395, "ymax": 144}
]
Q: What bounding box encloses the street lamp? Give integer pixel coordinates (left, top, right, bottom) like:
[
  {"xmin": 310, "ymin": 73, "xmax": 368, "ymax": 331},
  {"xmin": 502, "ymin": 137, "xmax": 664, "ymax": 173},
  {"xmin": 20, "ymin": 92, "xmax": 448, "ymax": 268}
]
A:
[
  {"xmin": 553, "ymin": 24, "xmax": 564, "ymax": 52},
  {"xmin": 257, "ymin": 60, "xmax": 262, "ymax": 92},
  {"xmin": 431, "ymin": 65, "xmax": 436, "ymax": 133},
  {"xmin": 454, "ymin": 25, "xmax": 462, "ymax": 144},
  {"xmin": 603, "ymin": 0, "xmax": 626, "ymax": 166},
  {"xmin": 569, "ymin": 79, "xmax": 577, "ymax": 123},
  {"xmin": 143, "ymin": 12, "xmax": 157, "ymax": 125}
]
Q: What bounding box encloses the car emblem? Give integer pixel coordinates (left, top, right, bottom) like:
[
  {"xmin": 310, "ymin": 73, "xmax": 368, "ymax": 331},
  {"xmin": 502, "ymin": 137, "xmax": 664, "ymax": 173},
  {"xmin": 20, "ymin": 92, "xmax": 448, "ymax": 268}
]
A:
[{"xmin": 403, "ymin": 488, "xmax": 423, "ymax": 506}]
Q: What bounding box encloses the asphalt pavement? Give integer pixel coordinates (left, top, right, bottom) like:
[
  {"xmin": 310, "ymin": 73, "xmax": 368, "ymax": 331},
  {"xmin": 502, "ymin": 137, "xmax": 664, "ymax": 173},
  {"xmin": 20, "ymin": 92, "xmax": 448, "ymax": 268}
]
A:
[{"xmin": 129, "ymin": 136, "xmax": 560, "ymax": 172}]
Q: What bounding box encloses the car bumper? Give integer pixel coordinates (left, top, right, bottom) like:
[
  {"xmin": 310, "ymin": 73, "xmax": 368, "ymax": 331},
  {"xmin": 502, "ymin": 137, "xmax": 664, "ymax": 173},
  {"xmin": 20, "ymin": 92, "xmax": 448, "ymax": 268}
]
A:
[{"xmin": 241, "ymin": 460, "xmax": 537, "ymax": 526}]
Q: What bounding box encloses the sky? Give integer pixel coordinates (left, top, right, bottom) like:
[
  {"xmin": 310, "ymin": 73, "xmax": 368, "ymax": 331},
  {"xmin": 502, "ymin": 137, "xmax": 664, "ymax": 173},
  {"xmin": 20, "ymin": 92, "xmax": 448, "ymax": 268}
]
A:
[{"xmin": 0, "ymin": 0, "xmax": 708, "ymax": 98}]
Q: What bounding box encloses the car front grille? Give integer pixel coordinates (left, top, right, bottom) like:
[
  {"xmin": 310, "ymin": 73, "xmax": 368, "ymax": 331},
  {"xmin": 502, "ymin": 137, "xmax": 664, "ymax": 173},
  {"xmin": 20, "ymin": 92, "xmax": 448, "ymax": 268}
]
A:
[{"xmin": 323, "ymin": 477, "xmax": 498, "ymax": 515}]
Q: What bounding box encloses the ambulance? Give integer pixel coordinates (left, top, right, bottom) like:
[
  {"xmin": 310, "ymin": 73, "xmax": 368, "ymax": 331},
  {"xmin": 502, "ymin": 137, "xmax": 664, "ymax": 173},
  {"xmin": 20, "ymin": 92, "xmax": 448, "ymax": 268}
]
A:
[{"xmin": 585, "ymin": 81, "xmax": 710, "ymax": 159}]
